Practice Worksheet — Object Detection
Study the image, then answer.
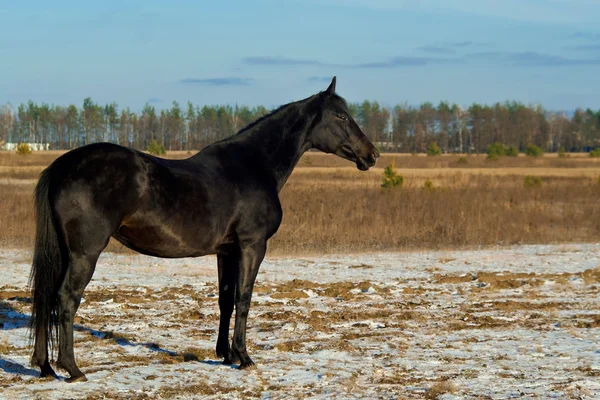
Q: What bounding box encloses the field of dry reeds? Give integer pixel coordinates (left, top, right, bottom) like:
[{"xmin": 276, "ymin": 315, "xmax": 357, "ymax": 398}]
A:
[{"xmin": 1, "ymin": 151, "xmax": 599, "ymax": 253}]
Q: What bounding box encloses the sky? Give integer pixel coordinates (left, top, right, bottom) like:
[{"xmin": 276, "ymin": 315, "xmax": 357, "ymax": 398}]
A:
[{"xmin": 1, "ymin": 0, "xmax": 600, "ymax": 111}]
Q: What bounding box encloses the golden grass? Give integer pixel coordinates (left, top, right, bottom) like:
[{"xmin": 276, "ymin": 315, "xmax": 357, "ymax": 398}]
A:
[
  {"xmin": 1, "ymin": 151, "xmax": 600, "ymax": 253},
  {"xmin": 271, "ymin": 173, "xmax": 600, "ymax": 253},
  {"xmin": 0, "ymin": 338, "xmax": 21, "ymax": 354},
  {"xmin": 426, "ymin": 381, "xmax": 457, "ymax": 399},
  {"xmin": 300, "ymin": 152, "xmax": 600, "ymax": 169},
  {"xmin": 0, "ymin": 183, "xmax": 36, "ymax": 247}
]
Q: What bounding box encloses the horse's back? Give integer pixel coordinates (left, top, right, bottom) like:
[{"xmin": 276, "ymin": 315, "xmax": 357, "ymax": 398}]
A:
[{"xmin": 46, "ymin": 143, "xmax": 146, "ymax": 211}]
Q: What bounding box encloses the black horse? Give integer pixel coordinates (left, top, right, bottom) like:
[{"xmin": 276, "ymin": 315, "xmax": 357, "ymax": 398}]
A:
[{"xmin": 29, "ymin": 77, "xmax": 379, "ymax": 382}]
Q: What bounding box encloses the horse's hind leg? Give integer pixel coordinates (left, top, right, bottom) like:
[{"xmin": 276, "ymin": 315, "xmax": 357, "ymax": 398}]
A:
[
  {"xmin": 56, "ymin": 251, "xmax": 101, "ymax": 382},
  {"xmin": 216, "ymin": 246, "xmax": 240, "ymax": 364},
  {"xmin": 33, "ymin": 327, "xmax": 57, "ymax": 378},
  {"xmin": 31, "ymin": 305, "xmax": 57, "ymax": 378}
]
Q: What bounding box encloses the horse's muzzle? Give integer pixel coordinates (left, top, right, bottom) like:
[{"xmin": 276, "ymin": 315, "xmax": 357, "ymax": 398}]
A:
[{"xmin": 356, "ymin": 146, "xmax": 379, "ymax": 170}]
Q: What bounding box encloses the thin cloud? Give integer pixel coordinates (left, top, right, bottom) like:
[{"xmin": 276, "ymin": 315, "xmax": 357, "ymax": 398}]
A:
[
  {"xmin": 415, "ymin": 45, "xmax": 455, "ymax": 55},
  {"xmin": 467, "ymin": 51, "xmax": 600, "ymax": 66},
  {"xmin": 241, "ymin": 49, "xmax": 599, "ymax": 71},
  {"xmin": 571, "ymin": 32, "xmax": 600, "ymax": 40},
  {"xmin": 353, "ymin": 55, "xmax": 462, "ymax": 68},
  {"xmin": 566, "ymin": 44, "xmax": 600, "ymax": 51},
  {"xmin": 509, "ymin": 51, "xmax": 574, "ymax": 66},
  {"xmin": 414, "ymin": 41, "xmax": 494, "ymax": 55},
  {"xmin": 308, "ymin": 76, "xmax": 334, "ymax": 82},
  {"xmin": 147, "ymin": 97, "xmax": 163, "ymax": 103},
  {"xmin": 243, "ymin": 54, "xmax": 461, "ymax": 69},
  {"xmin": 450, "ymin": 40, "xmax": 495, "ymax": 48},
  {"xmin": 180, "ymin": 77, "xmax": 253, "ymax": 86},
  {"xmin": 243, "ymin": 56, "xmax": 324, "ymax": 66},
  {"xmin": 453, "ymin": 41, "xmax": 473, "ymax": 48}
]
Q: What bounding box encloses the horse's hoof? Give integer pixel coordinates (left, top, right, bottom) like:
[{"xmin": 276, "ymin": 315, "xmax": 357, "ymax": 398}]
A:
[
  {"xmin": 218, "ymin": 349, "xmax": 240, "ymax": 365},
  {"xmin": 66, "ymin": 375, "xmax": 88, "ymax": 383},
  {"xmin": 40, "ymin": 363, "xmax": 58, "ymax": 379},
  {"xmin": 238, "ymin": 360, "xmax": 256, "ymax": 370}
]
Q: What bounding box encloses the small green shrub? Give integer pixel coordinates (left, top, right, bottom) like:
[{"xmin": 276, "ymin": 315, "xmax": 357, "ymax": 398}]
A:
[
  {"xmin": 304, "ymin": 156, "xmax": 313, "ymax": 166},
  {"xmin": 525, "ymin": 144, "xmax": 543, "ymax": 157},
  {"xmin": 426, "ymin": 142, "xmax": 441, "ymax": 156},
  {"xmin": 456, "ymin": 157, "xmax": 468, "ymax": 165},
  {"xmin": 589, "ymin": 148, "xmax": 600, "ymax": 158},
  {"xmin": 505, "ymin": 146, "xmax": 519, "ymax": 157},
  {"xmin": 524, "ymin": 175, "xmax": 542, "ymax": 188},
  {"xmin": 16, "ymin": 143, "xmax": 33, "ymax": 155},
  {"xmin": 381, "ymin": 161, "xmax": 404, "ymax": 190},
  {"xmin": 147, "ymin": 139, "xmax": 166, "ymax": 156},
  {"xmin": 423, "ymin": 178, "xmax": 434, "ymax": 191},
  {"xmin": 487, "ymin": 142, "xmax": 506, "ymax": 159},
  {"xmin": 558, "ymin": 147, "xmax": 567, "ymax": 158}
]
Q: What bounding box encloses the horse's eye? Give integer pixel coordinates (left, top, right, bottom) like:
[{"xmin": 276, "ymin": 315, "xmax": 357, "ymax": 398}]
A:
[{"xmin": 338, "ymin": 114, "xmax": 347, "ymax": 121}]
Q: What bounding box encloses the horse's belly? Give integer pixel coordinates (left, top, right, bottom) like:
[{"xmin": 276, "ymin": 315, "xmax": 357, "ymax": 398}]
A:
[{"xmin": 113, "ymin": 224, "xmax": 215, "ymax": 258}]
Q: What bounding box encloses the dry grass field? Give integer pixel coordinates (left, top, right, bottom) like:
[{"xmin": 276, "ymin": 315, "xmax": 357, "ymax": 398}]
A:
[{"xmin": 1, "ymin": 150, "xmax": 600, "ymax": 253}]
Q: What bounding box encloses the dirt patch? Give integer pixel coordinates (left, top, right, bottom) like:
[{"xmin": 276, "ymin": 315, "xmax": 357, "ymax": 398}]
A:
[
  {"xmin": 349, "ymin": 264, "xmax": 375, "ymax": 269},
  {"xmin": 434, "ymin": 274, "xmax": 475, "ymax": 284},
  {"xmin": 426, "ymin": 380, "xmax": 457, "ymax": 399},
  {"xmin": 0, "ymin": 289, "xmax": 30, "ymax": 300},
  {"xmin": 82, "ymin": 289, "xmax": 151, "ymax": 304},
  {"xmin": 270, "ymin": 290, "xmax": 309, "ymax": 299},
  {"xmin": 156, "ymin": 383, "xmax": 230, "ymax": 398},
  {"xmin": 448, "ymin": 315, "xmax": 515, "ymax": 331},
  {"xmin": 582, "ymin": 267, "xmax": 600, "ymax": 285},
  {"xmin": 476, "ymin": 272, "xmax": 544, "ymax": 290},
  {"xmin": 574, "ymin": 314, "xmax": 600, "ymax": 328},
  {"xmin": 470, "ymin": 300, "xmax": 574, "ymax": 312},
  {"xmin": 275, "ymin": 340, "xmax": 305, "ymax": 352},
  {"xmin": 0, "ymin": 338, "xmax": 22, "ymax": 354}
]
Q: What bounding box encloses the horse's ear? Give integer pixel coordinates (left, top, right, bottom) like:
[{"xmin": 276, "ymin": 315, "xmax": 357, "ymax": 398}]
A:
[{"xmin": 325, "ymin": 76, "xmax": 336, "ymax": 96}]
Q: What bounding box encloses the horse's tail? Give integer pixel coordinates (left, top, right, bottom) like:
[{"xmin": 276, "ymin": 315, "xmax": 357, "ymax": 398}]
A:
[{"xmin": 29, "ymin": 167, "xmax": 65, "ymax": 360}]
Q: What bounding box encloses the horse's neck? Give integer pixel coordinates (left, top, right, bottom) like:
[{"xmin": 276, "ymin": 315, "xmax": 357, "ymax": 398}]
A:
[{"xmin": 239, "ymin": 105, "xmax": 314, "ymax": 191}]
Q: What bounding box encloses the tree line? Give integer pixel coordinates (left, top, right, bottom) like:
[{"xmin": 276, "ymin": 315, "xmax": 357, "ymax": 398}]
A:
[{"xmin": 1, "ymin": 98, "xmax": 599, "ymax": 153}]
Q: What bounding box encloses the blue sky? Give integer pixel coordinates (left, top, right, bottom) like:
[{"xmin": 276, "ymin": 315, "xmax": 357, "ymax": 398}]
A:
[{"xmin": 1, "ymin": 0, "xmax": 599, "ymax": 111}]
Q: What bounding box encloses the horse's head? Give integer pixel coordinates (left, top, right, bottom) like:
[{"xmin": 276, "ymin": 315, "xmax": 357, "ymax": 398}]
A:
[{"xmin": 308, "ymin": 77, "xmax": 379, "ymax": 171}]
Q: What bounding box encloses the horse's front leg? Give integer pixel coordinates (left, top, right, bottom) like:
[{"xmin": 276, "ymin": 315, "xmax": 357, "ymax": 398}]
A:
[
  {"xmin": 231, "ymin": 239, "xmax": 266, "ymax": 369},
  {"xmin": 216, "ymin": 248, "xmax": 240, "ymax": 365}
]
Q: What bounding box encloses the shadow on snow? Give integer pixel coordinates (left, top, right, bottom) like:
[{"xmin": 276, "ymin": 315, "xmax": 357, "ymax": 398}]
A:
[{"xmin": 0, "ymin": 298, "xmax": 234, "ymax": 379}]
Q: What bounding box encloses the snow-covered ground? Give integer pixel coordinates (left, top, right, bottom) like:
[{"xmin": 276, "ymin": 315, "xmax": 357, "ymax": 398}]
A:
[{"xmin": 1, "ymin": 244, "xmax": 599, "ymax": 399}]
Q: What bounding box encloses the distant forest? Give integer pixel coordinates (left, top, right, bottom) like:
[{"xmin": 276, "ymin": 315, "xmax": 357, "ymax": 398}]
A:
[{"xmin": 1, "ymin": 98, "xmax": 599, "ymax": 153}]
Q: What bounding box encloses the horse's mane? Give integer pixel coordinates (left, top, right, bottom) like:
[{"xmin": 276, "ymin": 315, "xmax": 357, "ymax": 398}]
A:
[
  {"xmin": 235, "ymin": 91, "xmax": 346, "ymax": 136},
  {"xmin": 236, "ymin": 104, "xmax": 292, "ymax": 135},
  {"xmin": 235, "ymin": 97, "xmax": 309, "ymax": 135}
]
